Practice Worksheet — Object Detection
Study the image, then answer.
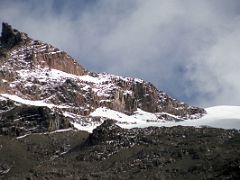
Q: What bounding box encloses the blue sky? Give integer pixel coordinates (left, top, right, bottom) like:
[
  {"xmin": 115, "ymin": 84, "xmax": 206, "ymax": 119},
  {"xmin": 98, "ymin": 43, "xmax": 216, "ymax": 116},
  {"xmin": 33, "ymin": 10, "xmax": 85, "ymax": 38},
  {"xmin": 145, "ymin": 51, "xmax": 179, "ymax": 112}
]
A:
[{"xmin": 1, "ymin": 0, "xmax": 240, "ymax": 107}]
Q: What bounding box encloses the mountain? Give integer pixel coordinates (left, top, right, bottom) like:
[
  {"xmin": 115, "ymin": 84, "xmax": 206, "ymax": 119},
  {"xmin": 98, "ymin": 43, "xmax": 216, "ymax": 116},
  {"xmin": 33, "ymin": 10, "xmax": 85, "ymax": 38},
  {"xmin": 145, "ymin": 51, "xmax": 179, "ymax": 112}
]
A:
[
  {"xmin": 0, "ymin": 22, "xmax": 205, "ymax": 136},
  {"xmin": 0, "ymin": 23, "xmax": 240, "ymax": 179}
]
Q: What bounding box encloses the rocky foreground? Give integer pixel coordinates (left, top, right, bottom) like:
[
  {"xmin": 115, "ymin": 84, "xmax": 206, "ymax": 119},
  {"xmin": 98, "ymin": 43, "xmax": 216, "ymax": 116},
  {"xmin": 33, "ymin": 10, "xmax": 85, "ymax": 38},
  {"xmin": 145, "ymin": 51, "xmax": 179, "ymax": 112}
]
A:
[{"xmin": 0, "ymin": 120, "xmax": 239, "ymax": 179}]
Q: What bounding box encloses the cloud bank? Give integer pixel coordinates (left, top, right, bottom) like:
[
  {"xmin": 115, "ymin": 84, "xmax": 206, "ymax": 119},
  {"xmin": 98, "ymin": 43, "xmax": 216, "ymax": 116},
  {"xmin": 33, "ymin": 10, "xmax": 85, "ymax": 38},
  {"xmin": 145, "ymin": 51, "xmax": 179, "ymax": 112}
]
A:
[{"xmin": 1, "ymin": 0, "xmax": 240, "ymax": 107}]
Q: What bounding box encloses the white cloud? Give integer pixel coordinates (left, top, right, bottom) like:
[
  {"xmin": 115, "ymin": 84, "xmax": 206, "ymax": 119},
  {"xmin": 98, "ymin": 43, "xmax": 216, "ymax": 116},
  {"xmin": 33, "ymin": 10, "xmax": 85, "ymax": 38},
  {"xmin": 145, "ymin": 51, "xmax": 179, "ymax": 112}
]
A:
[
  {"xmin": 1, "ymin": 0, "xmax": 240, "ymax": 107},
  {"xmin": 186, "ymin": 22, "xmax": 240, "ymax": 106}
]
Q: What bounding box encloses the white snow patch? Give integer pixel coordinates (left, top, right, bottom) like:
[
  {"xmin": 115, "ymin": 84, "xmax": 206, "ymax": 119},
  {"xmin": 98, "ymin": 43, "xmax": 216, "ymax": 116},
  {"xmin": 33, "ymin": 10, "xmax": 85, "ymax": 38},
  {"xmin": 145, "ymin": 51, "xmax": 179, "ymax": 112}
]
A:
[
  {"xmin": 63, "ymin": 111, "xmax": 77, "ymax": 119},
  {"xmin": 16, "ymin": 133, "xmax": 31, "ymax": 139},
  {"xmin": 72, "ymin": 122, "xmax": 96, "ymax": 133},
  {"xmin": 1, "ymin": 79, "xmax": 8, "ymax": 83},
  {"xmin": 16, "ymin": 68, "xmax": 112, "ymax": 85},
  {"xmin": 63, "ymin": 111, "xmax": 101, "ymax": 133},
  {"xmin": 47, "ymin": 128, "xmax": 73, "ymax": 134},
  {"xmin": 16, "ymin": 128, "xmax": 74, "ymax": 139},
  {"xmin": 78, "ymin": 74, "xmax": 109, "ymax": 84},
  {"xmin": 90, "ymin": 107, "xmax": 137, "ymax": 124},
  {"xmin": 123, "ymin": 90, "xmax": 133, "ymax": 96},
  {"xmin": 0, "ymin": 96, "xmax": 7, "ymax": 101},
  {"xmin": 132, "ymin": 108, "xmax": 158, "ymax": 121},
  {"xmin": 0, "ymin": 168, "xmax": 11, "ymax": 175},
  {"xmin": 0, "ymin": 94, "xmax": 68, "ymax": 109},
  {"xmin": 49, "ymin": 69, "xmax": 111, "ymax": 84}
]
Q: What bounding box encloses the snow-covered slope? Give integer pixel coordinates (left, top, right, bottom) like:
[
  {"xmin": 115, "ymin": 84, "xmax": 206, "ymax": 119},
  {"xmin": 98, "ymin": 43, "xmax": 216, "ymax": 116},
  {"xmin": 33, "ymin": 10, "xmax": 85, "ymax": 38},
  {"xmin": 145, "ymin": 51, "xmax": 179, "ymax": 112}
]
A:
[
  {"xmin": 178, "ymin": 106, "xmax": 240, "ymax": 129},
  {"xmin": 1, "ymin": 91, "xmax": 239, "ymax": 132},
  {"xmin": 1, "ymin": 93, "xmax": 69, "ymax": 108},
  {"xmin": 88, "ymin": 106, "xmax": 240, "ymax": 130}
]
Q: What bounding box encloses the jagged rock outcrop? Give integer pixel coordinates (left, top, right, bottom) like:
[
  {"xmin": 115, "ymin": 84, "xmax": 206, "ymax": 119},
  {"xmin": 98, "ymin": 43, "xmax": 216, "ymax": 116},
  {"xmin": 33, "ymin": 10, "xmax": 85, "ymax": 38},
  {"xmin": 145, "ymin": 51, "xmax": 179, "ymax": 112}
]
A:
[
  {"xmin": 0, "ymin": 23, "xmax": 206, "ymax": 135},
  {"xmin": 0, "ymin": 22, "xmax": 86, "ymax": 77},
  {"xmin": 0, "ymin": 22, "xmax": 30, "ymax": 49},
  {"xmin": 0, "ymin": 104, "xmax": 72, "ymax": 136},
  {"xmin": 86, "ymin": 119, "xmax": 120, "ymax": 146}
]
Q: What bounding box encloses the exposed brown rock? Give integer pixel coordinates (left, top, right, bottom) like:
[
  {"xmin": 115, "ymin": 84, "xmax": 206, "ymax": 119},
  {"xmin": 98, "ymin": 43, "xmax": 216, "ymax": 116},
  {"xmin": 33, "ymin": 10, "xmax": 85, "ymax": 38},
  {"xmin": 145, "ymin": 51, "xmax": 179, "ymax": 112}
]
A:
[{"xmin": 33, "ymin": 51, "xmax": 86, "ymax": 76}]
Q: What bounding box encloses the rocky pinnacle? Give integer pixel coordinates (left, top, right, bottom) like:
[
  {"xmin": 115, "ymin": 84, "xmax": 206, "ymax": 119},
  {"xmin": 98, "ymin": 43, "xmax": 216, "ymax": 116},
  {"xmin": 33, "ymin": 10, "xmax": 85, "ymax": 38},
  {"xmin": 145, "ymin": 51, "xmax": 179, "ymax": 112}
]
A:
[{"xmin": 0, "ymin": 22, "xmax": 30, "ymax": 48}]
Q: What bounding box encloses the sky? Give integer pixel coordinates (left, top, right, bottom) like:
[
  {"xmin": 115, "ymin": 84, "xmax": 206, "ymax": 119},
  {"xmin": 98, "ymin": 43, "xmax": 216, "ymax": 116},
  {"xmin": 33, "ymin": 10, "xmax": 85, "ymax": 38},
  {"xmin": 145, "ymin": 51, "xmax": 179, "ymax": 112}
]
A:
[{"xmin": 1, "ymin": 0, "xmax": 240, "ymax": 107}]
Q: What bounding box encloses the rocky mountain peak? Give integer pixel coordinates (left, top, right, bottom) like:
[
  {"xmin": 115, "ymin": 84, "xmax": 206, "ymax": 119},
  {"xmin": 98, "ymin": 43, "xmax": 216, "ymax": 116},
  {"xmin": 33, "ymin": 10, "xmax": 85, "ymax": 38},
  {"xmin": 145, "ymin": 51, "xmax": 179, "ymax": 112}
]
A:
[
  {"xmin": 0, "ymin": 22, "xmax": 206, "ymax": 136},
  {"xmin": 0, "ymin": 23, "xmax": 87, "ymax": 77},
  {"xmin": 0, "ymin": 22, "xmax": 29, "ymax": 49}
]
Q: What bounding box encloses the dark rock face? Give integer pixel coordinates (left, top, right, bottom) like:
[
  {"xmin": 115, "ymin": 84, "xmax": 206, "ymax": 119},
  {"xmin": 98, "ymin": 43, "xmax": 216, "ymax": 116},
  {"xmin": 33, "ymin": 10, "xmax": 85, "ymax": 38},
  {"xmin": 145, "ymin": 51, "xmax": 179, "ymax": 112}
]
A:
[
  {"xmin": 86, "ymin": 119, "xmax": 120, "ymax": 145},
  {"xmin": 0, "ymin": 22, "xmax": 29, "ymax": 48},
  {"xmin": 0, "ymin": 105, "xmax": 72, "ymax": 136}
]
